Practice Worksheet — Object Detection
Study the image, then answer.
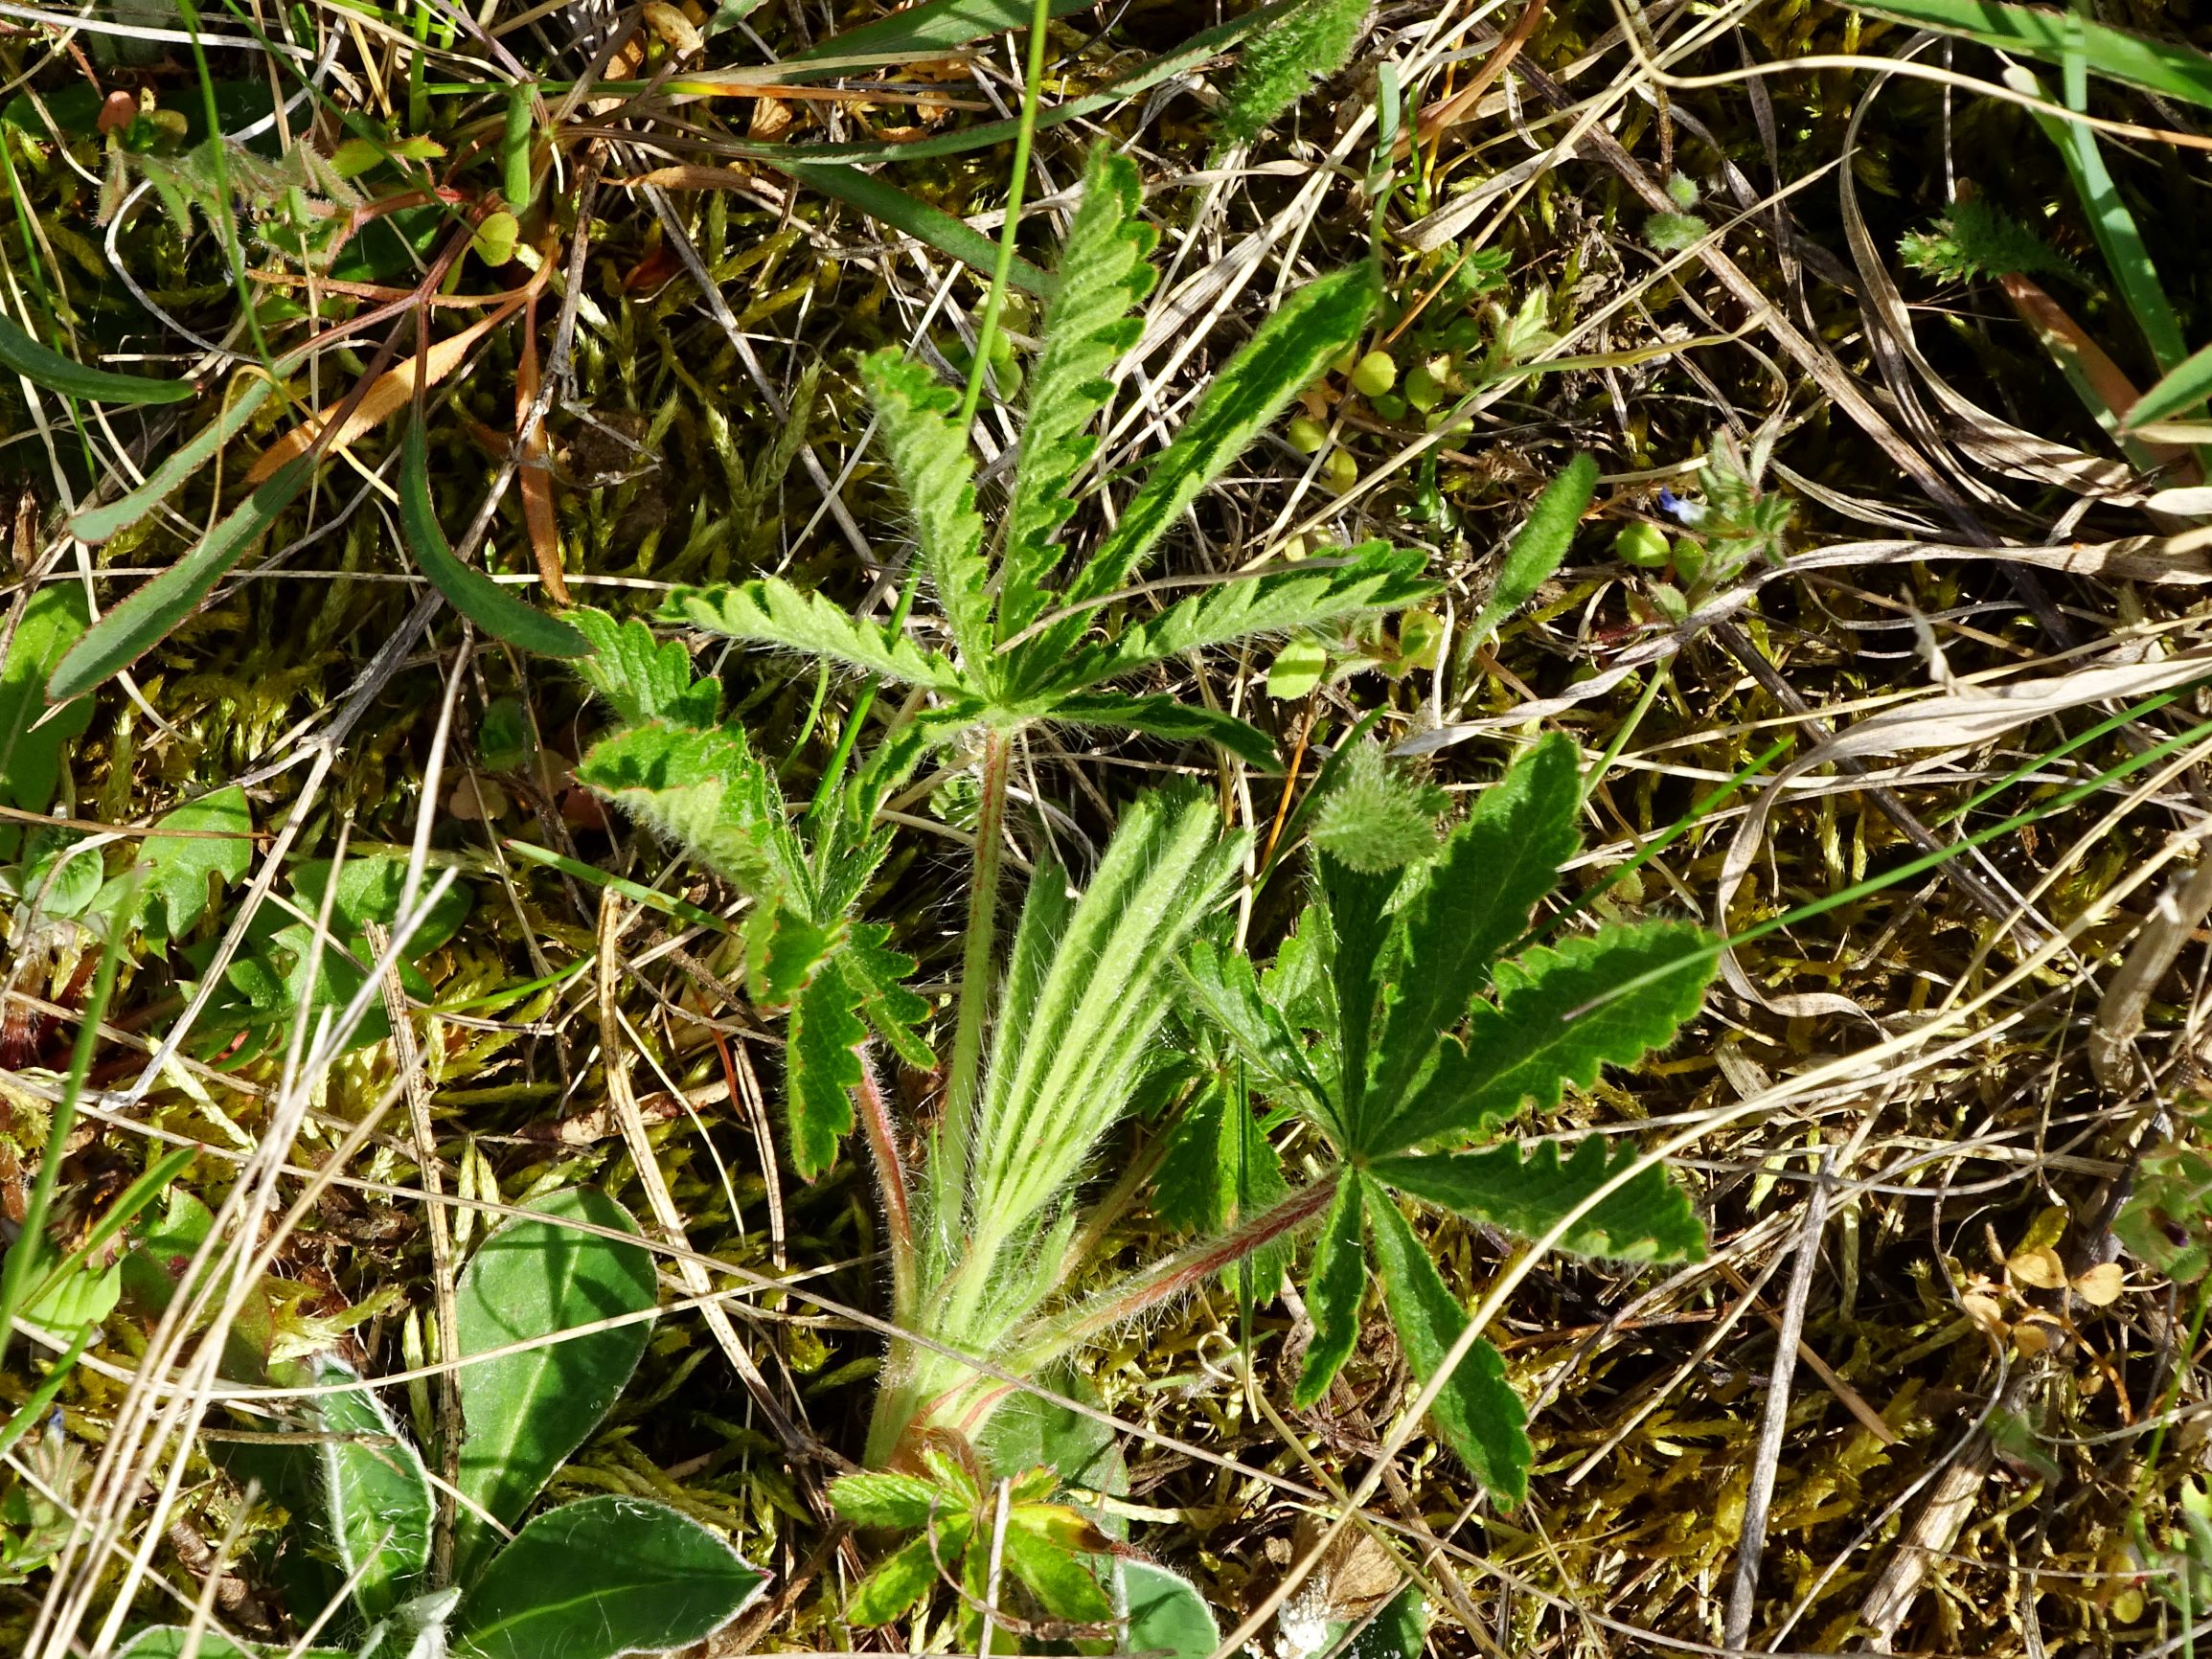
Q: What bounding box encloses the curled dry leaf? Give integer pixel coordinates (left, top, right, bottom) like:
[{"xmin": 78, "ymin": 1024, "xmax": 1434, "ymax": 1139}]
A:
[{"xmin": 2072, "ymin": 1261, "xmax": 2126, "ymax": 1307}]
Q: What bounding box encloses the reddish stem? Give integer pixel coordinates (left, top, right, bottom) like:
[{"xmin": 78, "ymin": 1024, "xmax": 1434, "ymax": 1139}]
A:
[{"xmin": 855, "ymin": 1046, "xmax": 918, "ymax": 1319}]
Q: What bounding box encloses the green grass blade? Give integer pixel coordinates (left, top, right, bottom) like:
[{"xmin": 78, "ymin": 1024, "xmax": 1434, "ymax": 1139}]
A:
[
  {"xmin": 48, "ymin": 457, "xmax": 314, "ymax": 702},
  {"xmin": 2127, "ymin": 340, "xmax": 2212, "ymax": 430},
  {"xmin": 787, "ymin": 0, "xmax": 1095, "ymax": 67},
  {"xmin": 67, "ymin": 378, "xmax": 275, "ymax": 545},
  {"xmin": 779, "ymin": 163, "xmax": 1055, "ymax": 297},
  {"xmin": 2004, "ymin": 64, "xmax": 2186, "ymax": 374},
  {"xmin": 400, "ymin": 418, "xmax": 589, "ymax": 658},
  {"xmin": 0, "ymin": 313, "xmax": 195, "ymax": 405},
  {"xmin": 1848, "ymin": 0, "xmax": 2212, "ymax": 112}
]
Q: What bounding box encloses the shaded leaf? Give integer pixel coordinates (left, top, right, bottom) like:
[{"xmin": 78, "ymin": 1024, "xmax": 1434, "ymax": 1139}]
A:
[
  {"xmin": 1177, "ymin": 940, "xmax": 1332, "ymax": 1125},
  {"xmin": 100, "ymin": 785, "xmax": 254, "ymax": 950},
  {"xmin": 1361, "ymin": 1175, "xmax": 1528, "ymax": 1503},
  {"xmin": 1047, "ymin": 693, "xmax": 1276, "ymax": 770},
  {"xmin": 1153, "ymin": 1079, "xmax": 1290, "ymax": 1302},
  {"xmin": 847, "ymin": 1520, "xmax": 970, "ymax": 1625}
]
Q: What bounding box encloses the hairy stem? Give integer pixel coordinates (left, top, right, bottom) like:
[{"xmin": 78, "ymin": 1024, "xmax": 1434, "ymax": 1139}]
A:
[
  {"xmin": 1007, "ymin": 1171, "xmax": 1339, "ymax": 1375},
  {"xmin": 854, "ymin": 1045, "xmax": 918, "ymax": 1322},
  {"xmin": 943, "ymin": 725, "xmax": 1014, "ymax": 1182}
]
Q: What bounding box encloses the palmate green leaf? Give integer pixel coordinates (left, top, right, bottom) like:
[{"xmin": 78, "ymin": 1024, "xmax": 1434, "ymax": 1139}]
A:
[
  {"xmin": 787, "ymin": 953, "xmax": 868, "ymax": 1180},
  {"xmin": 311, "ymin": 1353, "xmax": 431, "ymax": 1622},
  {"xmin": 1057, "ymin": 545, "xmax": 1434, "ymax": 691},
  {"xmin": 569, "ymin": 609, "xmax": 722, "ymax": 727},
  {"xmin": 399, "ymin": 417, "xmax": 589, "ymax": 658},
  {"xmin": 0, "ymin": 585, "xmax": 93, "ymax": 820},
  {"xmin": 68, "ymin": 378, "xmax": 275, "ymax": 545},
  {"xmin": 452, "ymin": 1190, "xmax": 657, "ymax": 1586},
  {"xmin": 1360, "ymin": 1174, "xmax": 1529, "ymax": 1503},
  {"xmin": 1370, "ymin": 1137, "xmax": 1705, "ymax": 1263},
  {"xmin": 1049, "ymin": 264, "xmax": 1380, "ymax": 632},
  {"xmin": 1361, "ymin": 735, "xmax": 1580, "ymax": 1149},
  {"xmin": 1465, "ymin": 454, "xmax": 1596, "ymax": 649},
  {"xmin": 0, "ymin": 313, "xmax": 196, "ymax": 404},
  {"xmin": 847, "ymin": 1518, "xmax": 971, "ymax": 1624},
  {"xmin": 577, "ymin": 720, "xmax": 810, "ymax": 903},
  {"xmin": 860, "ymin": 352, "xmax": 992, "ymax": 670},
  {"xmin": 49, "ymin": 457, "xmax": 315, "ymax": 702},
  {"xmin": 451, "ymin": 1495, "xmax": 765, "ymax": 1659},
  {"xmin": 1046, "ymin": 693, "xmax": 1277, "ymax": 770},
  {"xmin": 1846, "ymin": 0, "xmax": 2212, "ymax": 114},
  {"xmin": 1177, "ymin": 940, "xmax": 1332, "ymax": 1127},
  {"xmin": 665, "ymin": 578, "xmax": 964, "ymax": 692},
  {"xmin": 998, "ymin": 144, "xmax": 1158, "ymax": 644},
  {"xmin": 830, "ymin": 1470, "xmax": 945, "ymax": 1530},
  {"xmin": 1373, "ymin": 921, "xmax": 1715, "ymax": 1156},
  {"xmin": 1293, "ymin": 1172, "xmax": 1365, "ymax": 1407},
  {"xmin": 1217, "ymin": 0, "xmax": 1372, "ymax": 146}
]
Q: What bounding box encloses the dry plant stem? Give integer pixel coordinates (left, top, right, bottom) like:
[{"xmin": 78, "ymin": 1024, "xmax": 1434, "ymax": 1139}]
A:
[
  {"xmin": 2091, "ymin": 849, "xmax": 2212, "ymax": 1089},
  {"xmin": 594, "ymin": 894, "xmax": 810, "ymax": 1460},
  {"xmin": 1722, "ymin": 1154, "xmax": 1829, "ymax": 1650},
  {"xmin": 946, "ymin": 726, "xmax": 1015, "ymax": 1160},
  {"xmin": 1010, "ymin": 1172, "xmax": 1337, "ymax": 1371},
  {"xmin": 855, "ymin": 1047, "xmax": 918, "ymax": 1319},
  {"xmin": 365, "ymin": 917, "xmax": 462, "ymax": 1587}
]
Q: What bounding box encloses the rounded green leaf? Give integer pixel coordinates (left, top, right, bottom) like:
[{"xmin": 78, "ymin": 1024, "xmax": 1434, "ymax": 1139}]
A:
[
  {"xmin": 452, "ymin": 1189, "xmax": 656, "ymax": 1584},
  {"xmin": 1121, "ymin": 1560, "xmax": 1219, "ymax": 1659},
  {"xmin": 451, "ymin": 1495, "xmax": 765, "ymax": 1659},
  {"xmin": 312, "ymin": 1353, "xmax": 432, "ymax": 1621}
]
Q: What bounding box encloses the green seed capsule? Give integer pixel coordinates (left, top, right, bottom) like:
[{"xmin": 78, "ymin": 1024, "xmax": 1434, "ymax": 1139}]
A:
[
  {"xmin": 1349, "ymin": 350, "xmax": 1398, "ymax": 398},
  {"xmin": 1325, "ymin": 448, "xmax": 1359, "ymax": 493},
  {"xmin": 1403, "ymin": 360, "xmax": 1445, "ymax": 413},
  {"xmin": 1672, "ymin": 538, "xmax": 1706, "ymax": 586},
  {"xmin": 1614, "ymin": 522, "xmax": 1671, "ymax": 568},
  {"xmin": 1288, "ymin": 415, "xmax": 1329, "ymax": 454},
  {"xmin": 1371, "ymin": 393, "xmax": 1408, "ymax": 422}
]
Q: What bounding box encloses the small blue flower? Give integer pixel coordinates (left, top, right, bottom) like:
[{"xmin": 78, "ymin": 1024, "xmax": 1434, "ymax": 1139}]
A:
[{"xmin": 1657, "ymin": 489, "xmax": 1707, "ymax": 527}]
